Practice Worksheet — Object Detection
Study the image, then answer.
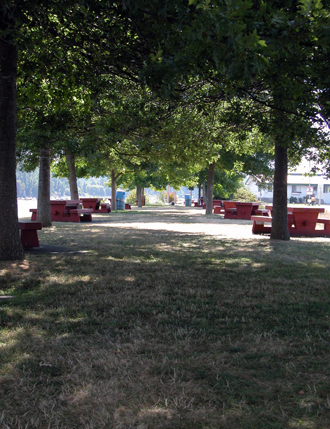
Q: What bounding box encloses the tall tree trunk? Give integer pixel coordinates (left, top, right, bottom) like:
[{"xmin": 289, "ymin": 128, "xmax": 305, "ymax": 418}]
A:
[
  {"xmin": 271, "ymin": 141, "xmax": 290, "ymax": 240},
  {"xmin": 142, "ymin": 187, "xmax": 145, "ymax": 206},
  {"xmin": 66, "ymin": 154, "xmax": 79, "ymax": 200},
  {"xmin": 202, "ymin": 182, "xmax": 206, "ymax": 207},
  {"xmin": 37, "ymin": 147, "xmax": 52, "ymax": 227},
  {"xmin": 0, "ymin": 40, "xmax": 24, "ymax": 260},
  {"xmin": 198, "ymin": 185, "xmax": 201, "ymax": 205},
  {"xmin": 206, "ymin": 162, "xmax": 215, "ymax": 215},
  {"xmin": 111, "ymin": 169, "xmax": 116, "ymax": 211},
  {"xmin": 137, "ymin": 185, "xmax": 142, "ymax": 207}
]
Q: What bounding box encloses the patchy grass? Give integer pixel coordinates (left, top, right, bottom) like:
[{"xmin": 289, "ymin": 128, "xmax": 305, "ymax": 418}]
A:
[{"xmin": 1, "ymin": 207, "xmax": 330, "ymax": 428}]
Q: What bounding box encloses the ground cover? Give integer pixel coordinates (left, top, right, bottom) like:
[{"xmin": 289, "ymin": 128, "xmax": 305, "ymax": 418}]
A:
[{"xmin": 1, "ymin": 207, "xmax": 330, "ymax": 428}]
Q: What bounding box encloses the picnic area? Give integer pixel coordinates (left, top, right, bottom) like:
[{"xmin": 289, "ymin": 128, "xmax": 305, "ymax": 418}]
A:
[{"xmin": 1, "ymin": 205, "xmax": 330, "ymax": 428}]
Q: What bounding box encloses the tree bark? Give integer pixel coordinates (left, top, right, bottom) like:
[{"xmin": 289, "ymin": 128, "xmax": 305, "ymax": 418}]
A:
[
  {"xmin": 202, "ymin": 181, "xmax": 206, "ymax": 207},
  {"xmin": 206, "ymin": 162, "xmax": 215, "ymax": 215},
  {"xmin": 271, "ymin": 141, "xmax": 290, "ymax": 240},
  {"xmin": 37, "ymin": 147, "xmax": 52, "ymax": 227},
  {"xmin": 137, "ymin": 185, "xmax": 142, "ymax": 207},
  {"xmin": 0, "ymin": 40, "xmax": 24, "ymax": 260},
  {"xmin": 111, "ymin": 169, "xmax": 116, "ymax": 211},
  {"xmin": 66, "ymin": 154, "xmax": 79, "ymax": 200}
]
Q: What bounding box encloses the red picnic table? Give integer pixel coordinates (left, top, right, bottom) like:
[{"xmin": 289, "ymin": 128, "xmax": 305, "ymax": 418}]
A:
[
  {"xmin": 252, "ymin": 206, "xmax": 330, "ymax": 236},
  {"xmin": 30, "ymin": 200, "xmax": 93, "ymax": 222},
  {"xmin": 81, "ymin": 198, "xmax": 111, "ymax": 213},
  {"xmin": 223, "ymin": 201, "xmax": 269, "ymax": 220},
  {"xmin": 200, "ymin": 198, "xmax": 223, "ymax": 210},
  {"xmin": 19, "ymin": 221, "xmax": 42, "ymax": 248}
]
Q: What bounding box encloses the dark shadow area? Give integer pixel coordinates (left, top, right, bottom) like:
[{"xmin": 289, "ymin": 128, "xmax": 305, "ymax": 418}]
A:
[{"xmin": 1, "ymin": 212, "xmax": 330, "ymax": 428}]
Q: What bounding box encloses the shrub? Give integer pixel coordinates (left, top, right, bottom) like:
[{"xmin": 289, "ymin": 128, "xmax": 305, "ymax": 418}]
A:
[
  {"xmin": 126, "ymin": 190, "xmax": 137, "ymax": 205},
  {"xmin": 233, "ymin": 187, "xmax": 259, "ymax": 202},
  {"xmin": 126, "ymin": 190, "xmax": 150, "ymax": 205}
]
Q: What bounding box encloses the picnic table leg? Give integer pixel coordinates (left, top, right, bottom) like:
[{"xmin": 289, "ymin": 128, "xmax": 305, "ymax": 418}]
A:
[{"xmin": 20, "ymin": 229, "xmax": 39, "ymax": 248}]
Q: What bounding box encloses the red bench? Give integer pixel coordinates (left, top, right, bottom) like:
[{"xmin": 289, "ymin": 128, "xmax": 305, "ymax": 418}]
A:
[
  {"xmin": 19, "ymin": 221, "xmax": 42, "ymax": 248},
  {"xmin": 214, "ymin": 206, "xmax": 225, "ymax": 214},
  {"xmin": 251, "ymin": 215, "xmax": 272, "ymax": 234},
  {"xmin": 317, "ymin": 218, "xmax": 330, "ymax": 232},
  {"xmin": 224, "ymin": 201, "xmax": 237, "ymax": 219},
  {"xmin": 29, "ymin": 208, "xmax": 38, "ymax": 221},
  {"xmin": 68, "ymin": 209, "xmax": 92, "ymax": 222},
  {"xmin": 81, "ymin": 198, "xmax": 111, "ymax": 213},
  {"xmin": 254, "ymin": 208, "xmax": 270, "ymax": 216}
]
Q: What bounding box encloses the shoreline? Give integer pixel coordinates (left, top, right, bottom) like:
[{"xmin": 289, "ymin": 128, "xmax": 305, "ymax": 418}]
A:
[{"xmin": 17, "ymin": 198, "xmax": 37, "ymax": 218}]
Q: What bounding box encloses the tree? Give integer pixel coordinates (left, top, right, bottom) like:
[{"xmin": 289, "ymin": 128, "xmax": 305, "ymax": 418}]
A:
[
  {"xmin": 0, "ymin": 39, "xmax": 24, "ymax": 259},
  {"xmin": 1, "ymin": 0, "xmax": 164, "ymax": 259},
  {"xmin": 37, "ymin": 147, "xmax": 52, "ymax": 227},
  {"xmin": 124, "ymin": 0, "xmax": 330, "ymax": 239}
]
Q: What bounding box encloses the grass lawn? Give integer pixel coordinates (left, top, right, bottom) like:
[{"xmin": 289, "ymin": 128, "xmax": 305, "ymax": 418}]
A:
[{"xmin": 1, "ymin": 206, "xmax": 330, "ymax": 428}]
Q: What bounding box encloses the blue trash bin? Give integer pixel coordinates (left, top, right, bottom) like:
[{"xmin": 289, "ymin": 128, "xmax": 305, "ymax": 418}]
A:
[
  {"xmin": 116, "ymin": 191, "xmax": 125, "ymax": 210},
  {"xmin": 185, "ymin": 194, "xmax": 192, "ymax": 207}
]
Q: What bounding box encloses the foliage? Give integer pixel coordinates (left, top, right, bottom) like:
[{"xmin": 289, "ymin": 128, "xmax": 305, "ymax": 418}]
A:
[
  {"xmin": 233, "ymin": 186, "xmax": 260, "ymax": 202},
  {"xmin": 125, "ymin": 190, "xmax": 152, "ymax": 206},
  {"xmin": 125, "ymin": 190, "xmax": 137, "ymax": 205},
  {"xmin": 162, "ymin": 191, "xmax": 176, "ymax": 204}
]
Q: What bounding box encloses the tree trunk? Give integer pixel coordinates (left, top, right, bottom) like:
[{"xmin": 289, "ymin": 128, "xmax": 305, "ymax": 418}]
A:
[
  {"xmin": 271, "ymin": 141, "xmax": 290, "ymax": 240},
  {"xmin": 202, "ymin": 181, "xmax": 206, "ymax": 207},
  {"xmin": 206, "ymin": 162, "xmax": 215, "ymax": 215},
  {"xmin": 0, "ymin": 40, "xmax": 24, "ymax": 260},
  {"xmin": 66, "ymin": 154, "xmax": 79, "ymax": 200},
  {"xmin": 137, "ymin": 186, "xmax": 142, "ymax": 207},
  {"xmin": 198, "ymin": 184, "xmax": 201, "ymax": 205},
  {"xmin": 37, "ymin": 147, "xmax": 52, "ymax": 227},
  {"xmin": 142, "ymin": 187, "xmax": 145, "ymax": 206},
  {"xmin": 111, "ymin": 169, "xmax": 116, "ymax": 211}
]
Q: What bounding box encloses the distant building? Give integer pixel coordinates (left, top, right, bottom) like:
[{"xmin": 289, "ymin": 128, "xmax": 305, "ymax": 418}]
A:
[{"xmin": 245, "ymin": 159, "xmax": 330, "ymax": 204}]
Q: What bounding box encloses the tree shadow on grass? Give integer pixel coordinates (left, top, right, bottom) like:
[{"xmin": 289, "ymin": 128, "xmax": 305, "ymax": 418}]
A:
[{"xmin": 1, "ymin": 226, "xmax": 330, "ymax": 428}]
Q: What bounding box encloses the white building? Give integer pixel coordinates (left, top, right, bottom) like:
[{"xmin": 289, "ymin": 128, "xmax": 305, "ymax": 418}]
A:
[{"xmin": 245, "ymin": 159, "xmax": 330, "ymax": 204}]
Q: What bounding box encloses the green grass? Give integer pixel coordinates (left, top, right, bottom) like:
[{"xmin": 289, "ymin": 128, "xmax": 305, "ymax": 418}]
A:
[{"xmin": 1, "ymin": 207, "xmax": 330, "ymax": 428}]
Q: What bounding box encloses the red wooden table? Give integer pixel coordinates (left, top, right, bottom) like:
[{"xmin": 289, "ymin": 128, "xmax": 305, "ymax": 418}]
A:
[
  {"xmin": 224, "ymin": 201, "xmax": 261, "ymax": 220},
  {"xmin": 29, "ymin": 200, "xmax": 92, "ymax": 222},
  {"xmin": 50, "ymin": 200, "xmax": 80, "ymax": 221},
  {"xmin": 49, "ymin": 200, "xmax": 92, "ymax": 222},
  {"xmin": 81, "ymin": 198, "xmax": 100, "ymax": 211},
  {"xmin": 235, "ymin": 202, "xmax": 259, "ymax": 220},
  {"xmin": 289, "ymin": 207, "xmax": 327, "ymax": 236},
  {"xmin": 252, "ymin": 206, "xmax": 330, "ymax": 237}
]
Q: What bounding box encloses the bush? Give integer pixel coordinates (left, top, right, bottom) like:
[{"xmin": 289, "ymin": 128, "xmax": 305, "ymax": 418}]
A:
[
  {"xmin": 126, "ymin": 190, "xmax": 137, "ymax": 205},
  {"xmin": 163, "ymin": 191, "xmax": 176, "ymax": 203},
  {"xmin": 126, "ymin": 190, "xmax": 150, "ymax": 205},
  {"xmin": 233, "ymin": 187, "xmax": 259, "ymax": 202},
  {"xmin": 289, "ymin": 196, "xmax": 298, "ymax": 204}
]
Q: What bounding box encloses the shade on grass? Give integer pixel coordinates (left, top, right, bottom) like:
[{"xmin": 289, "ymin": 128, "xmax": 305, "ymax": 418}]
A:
[{"xmin": 1, "ymin": 207, "xmax": 330, "ymax": 428}]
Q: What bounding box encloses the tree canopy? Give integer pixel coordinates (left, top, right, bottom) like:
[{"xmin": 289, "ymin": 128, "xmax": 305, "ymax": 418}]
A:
[{"xmin": 1, "ymin": 0, "xmax": 330, "ymax": 259}]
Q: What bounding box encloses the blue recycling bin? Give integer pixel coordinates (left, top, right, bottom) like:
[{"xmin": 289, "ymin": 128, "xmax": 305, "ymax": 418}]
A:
[
  {"xmin": 116, "ymin": 191, "xmax": 125, "ymax": 210},
  {"xmin": 185, "ymin": 194, "xmax": 192, "ymax": 207}
]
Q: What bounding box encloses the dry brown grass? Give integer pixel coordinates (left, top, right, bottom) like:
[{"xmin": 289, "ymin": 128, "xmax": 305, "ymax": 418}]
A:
[{"xmin": 1, "ymin": 206, "xmax": 330, "ymax": 428}]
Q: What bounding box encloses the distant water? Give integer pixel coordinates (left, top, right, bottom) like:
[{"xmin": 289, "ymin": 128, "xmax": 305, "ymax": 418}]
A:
[{"xmin": 17, "ymin": 198, "xmax": 37, "ymax": 219}]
